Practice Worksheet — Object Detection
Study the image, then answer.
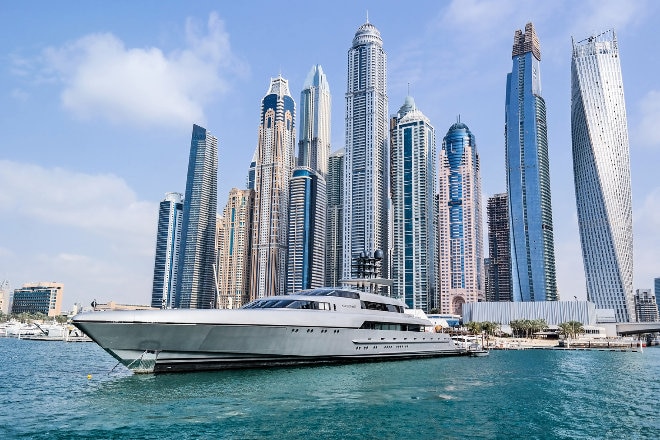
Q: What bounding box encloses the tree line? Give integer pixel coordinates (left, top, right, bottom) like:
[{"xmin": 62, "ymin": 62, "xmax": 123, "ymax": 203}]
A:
[{"xmin": 465, "ymin": 319, "xmax": 586, "ymax": 339}]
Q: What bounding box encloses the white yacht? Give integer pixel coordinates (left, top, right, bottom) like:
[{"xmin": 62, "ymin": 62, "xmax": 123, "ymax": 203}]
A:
[{"xmin": 72, "ymin": 287, "xmax": 461, "ymax": 373}]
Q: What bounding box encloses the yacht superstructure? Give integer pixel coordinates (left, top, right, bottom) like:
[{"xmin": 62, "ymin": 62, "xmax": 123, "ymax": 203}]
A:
[{"xmin": 73, "ymin": 287, "xmax": 461, "ymax": 373}]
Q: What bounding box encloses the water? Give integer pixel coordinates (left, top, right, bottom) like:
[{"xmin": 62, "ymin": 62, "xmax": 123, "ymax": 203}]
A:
[{"xmin": 1, "ymin": 338, "xmax": 658, "ymax": 439}]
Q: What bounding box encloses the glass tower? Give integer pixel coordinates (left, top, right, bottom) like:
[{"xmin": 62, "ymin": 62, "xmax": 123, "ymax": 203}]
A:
[
  {"xmin": 438, "ymin": 120, "xmax": 484, "ymax": 315},
  {"xmin": 250, "ymin": 76, "xmax": 295, "ymax": 300},
  {"xmin": 505, "ymin": 22, "xmax": 558, "ymax": 302},
  {"xmin": 287, "ymin": 65, "xmax": 331, "ymax": 293},
  {"xmin": 343, "ymin": 19, "xmax": 389, "ymax": 283},
  {"xmin": 571, "ymin": 30, "xmax": 634, "ymax": 321},
  {"xmin": 151, "ymin": 192, "xmax": 183, "ymax": 309},
  {"xmin": 486, "ymin": 193, "xmax": 512, "ymax": 302},
  {"xmin": 325, "ymin": 149, "xmax": 344, "ymax": 287},
  {"xmin": 390, "ymin": 96, "xmax": 436, "ymax": 311},
  {"xmin": 176, "ymin": 124, "xmax": 218, "ymax": 309}
]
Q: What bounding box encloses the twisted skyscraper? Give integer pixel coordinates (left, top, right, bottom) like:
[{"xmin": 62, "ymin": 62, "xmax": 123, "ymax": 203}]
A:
[
  {"xmin": 571, "ymin": 30, "xmax": 634, "ymax": 322},
  {"xmin": 343, "ymin": 20, "xmax": 389, "ymax": 282},
  {"xmin": 505, "ymin": 23, "xmax": 558, "ymax": 302}
]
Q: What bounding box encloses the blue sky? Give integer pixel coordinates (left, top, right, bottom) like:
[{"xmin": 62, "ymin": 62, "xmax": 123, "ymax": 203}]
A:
[{"xmin": 1, "ymin": 0, "xmax": 659, "ymax": 309}]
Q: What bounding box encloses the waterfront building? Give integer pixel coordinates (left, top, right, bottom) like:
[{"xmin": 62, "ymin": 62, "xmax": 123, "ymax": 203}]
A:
[
  {"xmin": 505, "ymin": 22, "xmax": 558, "ymax": 302},
  {"xmin": 343, "ymin": 19, "xmax": 389, "ymax": 283},
  {"xmin": 217, "ymin": 188, "xmax": 254, "ymax": 309},
  {"xmin": 438, "ymin": 120, "xmax": 484, "ymax": 314},
  {"xmin": 656, "ymin": 277, "xmax": 660, "ymax": 315},
  {"xmin": 325, "ymin": 149, "xmax": 344, "ymax": 287},
  {"xmin": 250, "ymin": 76, "xmax": 296, "ymax": 300},
  {"xmin": 176, "ymin": 124, "xmax": 218, "ymax": 309},
  {"xmin": 287, "ymin": 168, "xmax": 326, "ymax": 292},
  {"xmin": 571, "ymin": 30, "xmax": 634, "ymax": 322},
  {"xmin": 11, "ymin": 282, "xmax": 63, "ymax": 317},
  {"xmin": 634, "ymin": 289, "xmax": 659, "ymax": 322},
  {"xmin": 151, "ymin": 192, "xmax": 183, "ymax": 309},
  {"xmin": 0, "ymin": 280, "xmax": 10, "ymax": 315},
  {"xmin": 463, "ymin": 300, "xmax": 597, "ymax": 327},
  {"xmin": 287, "ymin": 65, "xmax": 331, "ymax": 293},
  {"xmin": 486, "ymin": 193, "xmax": 512, "ymax": 302},
  {"xmin": 390, "ymin": 96, "xmax": 436, "ymax": 311}
]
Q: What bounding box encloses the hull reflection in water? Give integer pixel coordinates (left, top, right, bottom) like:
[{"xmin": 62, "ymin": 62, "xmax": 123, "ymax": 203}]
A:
[{"xmin": 73, "ymin": 287, "xmax": 461, "ymax": 373}]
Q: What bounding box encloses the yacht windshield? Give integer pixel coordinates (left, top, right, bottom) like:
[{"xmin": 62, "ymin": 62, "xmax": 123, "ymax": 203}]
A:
[{"xmin": 241, "ymin": 299, "xmax": 331, "ymax": 310}]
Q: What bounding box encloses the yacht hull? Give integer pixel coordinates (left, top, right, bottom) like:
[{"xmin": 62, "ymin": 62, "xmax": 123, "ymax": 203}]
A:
[{"xmin": 74, "ymin": 320, "xmax": 460, "ymax": 373}]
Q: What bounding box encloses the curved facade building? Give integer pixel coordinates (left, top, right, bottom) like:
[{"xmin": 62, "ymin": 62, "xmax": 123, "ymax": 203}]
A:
[
  {"xmin": 438, "ymin": 121, "xmax": 484, "ymax": 314},
  {"xmin": 151, "ymin": 192, "xmax": 183, "ymax": 309},
  {"xmin": 505, "ymin": 23, "xmax": 558, "ymax": 302},
  {"xmin": 343, "ymin": 20, "xmax": 389, "ymax": 282},
  {"xmin": 571, "ymin": 30, "xmax": 634, "ymax": 322},
  {"xmin": 250, "ymin": 76, "xmax": 295, "ymax": 299},
  {"xmin": 390, "ymin": 96, "xmax": 436, "ymax": 311}
]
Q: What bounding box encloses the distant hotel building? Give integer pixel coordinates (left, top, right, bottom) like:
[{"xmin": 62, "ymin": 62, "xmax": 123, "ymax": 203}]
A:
[
  {"xmin": 343, "ymin": 20, "xmax": 389, "ymax": 282},
  {"xmin": 11, "ymin": 282, "xmax": 63, "ymax": 316},
  {"xmin": 505, "ymin": 22, "xmax": 558, "ymax": 302},
  {"xmin": 325, "ymin": 149, "xmax": 344, "ymax": 287},
  {"xmin": 151, "ymin": 192, "xmax": 183, "ymax": 309},
  {"xmin": 634, "ymin": 289, "xmax": 659, "ymax": 322},
  {"xmin": 486, "ymin": 193, "xmax": 512, "ymax": 302},
  {"xmin": 437, "ymin": 120, "xmax": 484, "ymax": 315},
  {"xmin": 176, "ymin": 124, "xmax": 218, "ymax": 309},
  {"xmin": 217, "ymin": 188, "xmax": 254, "ymax": 309},
  {"xmin": 250, "ymin": 76, "xmax": 295, "ymax": 299},
  {"xmin": 656, "ymin": 277, "xmax": 660, "ymax": 313},
  {"xmin": 571, "ymin": 30, "xmax": 634, "ymax": 322},
  {"xmin": 390, "ymin": 96, "xmax": 436, "ymax": 311},
  {"xmin": 287, "ymin": 65, "xmax": 331, "ymax": 293},
  {"xmin": 0, "ymin": 280, "xmax": 10, "ymax": 315}
]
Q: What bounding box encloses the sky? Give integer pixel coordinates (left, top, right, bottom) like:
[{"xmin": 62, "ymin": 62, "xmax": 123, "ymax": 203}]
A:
[{"xmin": 1, "ymin": 0, "xmax": 659, "ymax": 309}]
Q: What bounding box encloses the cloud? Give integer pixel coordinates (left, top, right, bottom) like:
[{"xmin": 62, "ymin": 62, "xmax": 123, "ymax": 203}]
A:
[
  {"xmin": 636, "ymin": 90, "xmax": 660, "ymax": 149},
  {"xmin": 567, "ymin": 0, "xmax": 649, "ymax": 37},
  {"xmin": 0, "ymin": 160, "xmax": 156, "ymax": 248},
  {"xmin": 38, "ymin": 12, "xmax": 244, "ymax": 128}
]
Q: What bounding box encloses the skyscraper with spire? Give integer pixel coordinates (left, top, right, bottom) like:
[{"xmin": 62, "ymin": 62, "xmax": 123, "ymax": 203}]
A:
[
  {"xmin": 176, "ymin": 124, "xmax": 218, "ymax": 309},
  {"xmin": 438, "ymin": 120, "xmax": 484, "ymax": 314},
  {"xmin": 571, "ymin": 30, "xmax": 634, "ymax": 322},
  {"xmin": 250, "ymin": 76, "xmax": 295, "ymax": 300},
  {"xmin": 287, "ymin": 65, "xmax": 331, "ymax": 293},
  {"xmin": 390, "ymin": 96, "xmax": 436, "ymax": 311},
  {"xmin": 343, "ymin": 18, "xmax": 389, "ymax": 283},
  {"xmin": 505, "ymin": 22, "xmax": 558, "ymax": 302}
]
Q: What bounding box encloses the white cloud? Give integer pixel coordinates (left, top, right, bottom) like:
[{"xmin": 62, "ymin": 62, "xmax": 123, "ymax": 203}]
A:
[
  {"xmin": 39, "ymin": 12, "xmax": 244, "ymax": 128},
  {"xmin": 568, "ymin": 0, "xmax": 649, "ymax": 37},
  {"xmin": 636, "ymin": 90, "xmax": 660, "ymax": 149},
  {"xmin": 0, "ymin": 160, "xmax": 156, "ymax": 247}
]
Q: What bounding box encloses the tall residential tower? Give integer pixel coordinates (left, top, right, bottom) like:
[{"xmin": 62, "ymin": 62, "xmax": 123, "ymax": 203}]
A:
[
  {"xmin": 505, "ymin": 23, "xmax": 558, "ymax": 302},
  {"xmin": 176, "ymin": 124, "xmax": 218, "ymax": 309},
  {"xmin": 343, "ymin": 20, "xmax": 389, "ymax": 282},
  {"xmin": 486, "ymin": 193, "xmax": 512, "ymax": 302},
  {"xmin": 571, "ymin": 30, "xmax": 634, "ymax": 321},
  {"xmin": 325, "ymin": 149, "xmax": 344, "ymax": 287},
  {"xmin": 438, "ymin": 121, "xmax": 484, "ymax": 314},
  {"xmin": 390, "ymin": 96, "xmax": 436, "ymax": 311},
  {"xmin": 287, "ymin": 65, "xmax": 331, "ymax": 293},
  {"xmin": 151, "ymin": 192, "xmax": 183, "ymax": 309},
  {"xmin": 250, "ymin": 76, "xmax": 295, "ymax": 300}
]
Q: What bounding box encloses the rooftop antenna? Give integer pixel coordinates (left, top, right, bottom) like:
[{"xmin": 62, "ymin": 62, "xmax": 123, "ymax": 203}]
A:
[
  {"xmin": 407, "ymin": 82, "xmax": 410, "ymax": 96},
  {"xmin": 457, "ymin": 114, "xmax": 461, "ymax": 124},
  {"xmin": 366, "ymin": 10, "xmax": 369, "ymax": 23}
]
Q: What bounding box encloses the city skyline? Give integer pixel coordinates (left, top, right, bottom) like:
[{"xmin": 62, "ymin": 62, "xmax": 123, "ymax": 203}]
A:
[{"xmin": 1, "ymin": 1, "xmax": 659, "ymax": 308}]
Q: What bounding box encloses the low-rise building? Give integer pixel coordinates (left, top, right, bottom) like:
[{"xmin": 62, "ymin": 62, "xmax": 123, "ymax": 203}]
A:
[
  {"xmin": 635, "ymin": 289, "xmax": 659, "ymax": 322},
  {"xmin": 11, "ymin": 282, "xmax": 63, "ymax": 317}
]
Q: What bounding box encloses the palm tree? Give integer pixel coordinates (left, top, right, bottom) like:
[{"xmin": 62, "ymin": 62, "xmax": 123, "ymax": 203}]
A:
[
  {"xmin": 559, "ymin": 321, "xmax": 584, "ymax": 339},
  {"xmin": 466, "ymin": 321, "xmax": 482, "ymax": 335}
]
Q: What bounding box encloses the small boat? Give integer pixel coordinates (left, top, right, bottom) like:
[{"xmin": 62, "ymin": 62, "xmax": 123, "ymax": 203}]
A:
[{"xmin": 467, "ymin": 343, "xmax": 490, "ymax": 357}]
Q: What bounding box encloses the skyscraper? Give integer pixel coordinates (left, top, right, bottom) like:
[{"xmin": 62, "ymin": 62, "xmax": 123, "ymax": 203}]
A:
[
  {"xmin": 486, "ymin": 193, "xmax": 512, "ymax": 302},
  {"xmin": 287, "ymin": 65, "xmax": 331, "ymax": 293},
  {"xmin": 505, "ymin": 22, "xmax": 558, "ymax": 302},
  {"xmin": 250, "ymin": 76, "xmax": 295, "ymax": 300},
  {"xmin": 571, "ymin": 30, "xmax": 634, "ymax": 322},
  {"xmin": 216, "ymin": 188, "xmax": 254, "ymax": 309},
  {"xmin": 326, "ymin": 149, "xmax": 344, "ymax": 287},
  {"xmin": 438, "ymin": 121, "xmax": 484, "ymax": 314},
  {"xmin": 390, "ymin": 96, "xmax": 436, "ymax": 311},
  {"xmin": 176, "ymin": 124, "xmax": 218, "ymax": 309},
  {"xmin": 151, "ymin": 192, "xmax": 183, "ymax": 309},
  {"xmin": 343, "ymin": 19, "xmax": 389, "ymax": 282}
]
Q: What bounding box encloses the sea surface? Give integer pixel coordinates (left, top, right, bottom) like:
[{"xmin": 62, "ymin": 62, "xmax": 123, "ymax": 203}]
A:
[{"xmin": 1, "ymin": 338, "xmax": 658, "ymax": 440}]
